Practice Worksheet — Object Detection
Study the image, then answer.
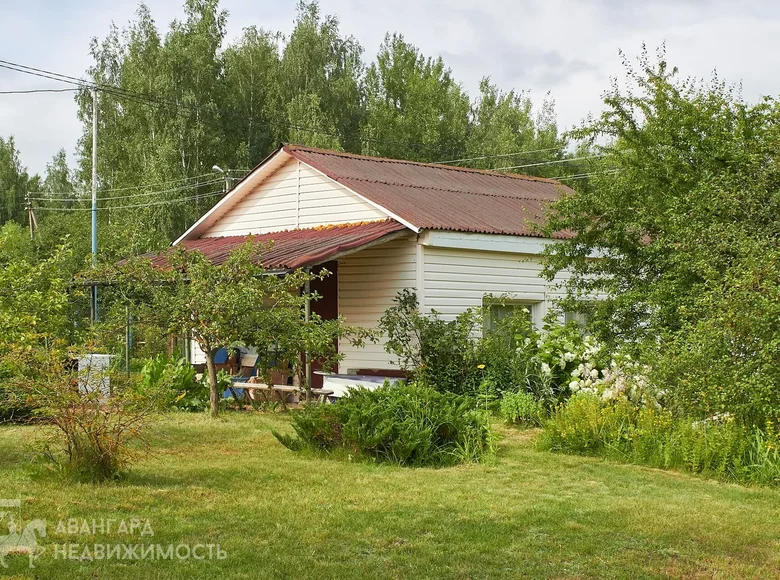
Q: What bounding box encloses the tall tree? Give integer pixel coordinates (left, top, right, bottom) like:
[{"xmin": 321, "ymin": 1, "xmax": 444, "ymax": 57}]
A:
[
  {"xmin": 76, "ymin": 1, "xmax": 228, "ymax": 244},
  {"xmin": 0, "ymin": 137, "xmax": 38, "ymax": 225},
  {"xmin": 362, "ymin": 34, "xmax": 470, "ymax": 162},
  {"xmin": 42, "ymin": 149, "xmax": 77, "ymax": 201},
  {"xmin": 106, "ymin": 242, "xmax": 339, "ymax": 417},
  {"xmin": 464, "ymin": 79, "xmax": 567, "ymax": 175},
  {"xmin": 541, "ymin": 48, "xmax": 780, "ymax": 425},
  {"xmin": 280, "ymin": 1, "xmax": 365, "ymax": 152},
  {"xmin": 221, "ymin": 26, "xmax": 283, "ymax": 168}
]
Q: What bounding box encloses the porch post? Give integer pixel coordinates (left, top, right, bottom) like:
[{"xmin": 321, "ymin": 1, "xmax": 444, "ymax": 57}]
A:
[{"xmin": 304, "ymin": 269, "xmax": 312, "ymax": 396}]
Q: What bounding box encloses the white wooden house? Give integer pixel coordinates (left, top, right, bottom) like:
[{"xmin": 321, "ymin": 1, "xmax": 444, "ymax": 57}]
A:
[{"xmin": 168, "ymin": 144, "xmax": 575, "ymax": 382}]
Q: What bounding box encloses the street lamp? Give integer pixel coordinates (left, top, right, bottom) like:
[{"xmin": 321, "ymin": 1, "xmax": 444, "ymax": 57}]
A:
[{"xmin": 212, "ymin": 165, "xmax": 231, "ymax": 193}]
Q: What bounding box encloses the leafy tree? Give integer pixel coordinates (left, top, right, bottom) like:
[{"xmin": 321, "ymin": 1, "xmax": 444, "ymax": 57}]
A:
[
  {"xmin": 464, "ymin": 79, "xmax": 566, "ymax": 174},
  {"xmin": 0, "ymin": 241, "xmax": 84, "ymax": 422},
  {"xmin": 280, "ymin": 1, "xmax": 365, "ymax": 152},
  {"xmin": 42, "ymin": 149, "xmax": 77, "ymax": 198},
  {"xmin": 102, "ymin": 241, "xmax": 366, "ymax": 417},
  {"xmin": 541, "ymin": 46, "xmax": 780, "ymax": 426},
  {"xmin": 221, "ymin": 26, "xmax": 283, "ymax": 167},
  {"xmin": 0, "ymin": 136, "xmax": 39, "ymax": 225},
  {"xmin": 362, "ymin": 34, "xmax": 470, "ymax": 162},
  {"xmin": 286, "ymin": 93, "xmax": 342, "ymax": 150},
  {"xmin": 75, "ymin": 1, "xmax": 229, "ymax": 243},
  {"xmin": 0, "ymin": 221, "xmax": 34, "ymax": 265}
]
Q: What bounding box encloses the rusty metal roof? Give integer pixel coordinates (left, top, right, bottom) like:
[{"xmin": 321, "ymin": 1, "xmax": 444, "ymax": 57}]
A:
[
  {"xmin": 146, "ymin": 220, "xmax": 408, "ymax": 269},
  {"xmin": 284, "ymin": 144, "xmax": 574, "ymax": 237}
]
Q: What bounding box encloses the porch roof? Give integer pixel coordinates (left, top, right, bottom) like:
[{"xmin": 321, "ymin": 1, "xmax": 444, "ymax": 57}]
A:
[{"xmin": 144, "ymin": 220, "xmax": 409, "ymax": 270}]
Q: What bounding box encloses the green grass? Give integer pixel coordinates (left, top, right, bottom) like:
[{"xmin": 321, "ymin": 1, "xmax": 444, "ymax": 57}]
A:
[{"xmin": 1, "ymin": 413, "xmax": 779, "ymax": 579}]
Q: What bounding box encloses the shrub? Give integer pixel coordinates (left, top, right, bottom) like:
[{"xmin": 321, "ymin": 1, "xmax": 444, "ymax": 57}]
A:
[
  {"xmin": 140, "ymin": 354, "xmax": 208, "ymax": 412},
  {"xmin": 500, "ymin": 391, "xmax": 544, "ymax": 426},
  {"xmin": 538, "ymin": 394, "xmax": 780, "ymax": 485},
  {"xmin": 379, "ymin": 289, "xmax": 482, "ymax": 395},
  {"xmin": 275, "ymin": 383, "xmax": 495, "ymax": 467},
  {"xmin": 0, "ymin": 372, "xmax": 35, "ymax": 423},
  {"xmin": 18, "ymin": 349, "xmax": 168, "ymax": 482}
]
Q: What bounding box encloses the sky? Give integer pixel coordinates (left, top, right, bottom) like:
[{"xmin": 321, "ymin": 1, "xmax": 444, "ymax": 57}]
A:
[{"xmin": 1, "ymin": 0, "xmax": 779, "ymax": 175}]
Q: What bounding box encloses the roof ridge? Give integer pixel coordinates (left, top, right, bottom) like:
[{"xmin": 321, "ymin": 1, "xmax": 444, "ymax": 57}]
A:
[
  {"xmin": 337, "ymin": 175, "xmax": 562, "ymax": 202},
  {"xmin": 282, "ymin": 143, "xmax": 562, "ymax": 185}
]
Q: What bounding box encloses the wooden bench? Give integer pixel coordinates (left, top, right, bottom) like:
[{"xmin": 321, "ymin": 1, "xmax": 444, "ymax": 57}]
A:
[{"xmin": 230, "ymin": 382, "xmax": 333, "ymax": 410}]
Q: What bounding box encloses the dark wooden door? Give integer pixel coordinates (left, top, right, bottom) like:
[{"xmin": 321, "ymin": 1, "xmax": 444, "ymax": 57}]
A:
[{"xmin": 309, "ymin": 261, "xmax": 338, "ymax": 389}]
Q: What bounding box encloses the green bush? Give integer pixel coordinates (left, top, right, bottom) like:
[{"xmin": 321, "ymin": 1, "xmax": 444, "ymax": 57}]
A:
[
  {"xmin": 275, "ymin": 383, "xmax": 495, "ymax": 467},
  {"xmin": 500, "ymin": 391, "xmax": 544, "ymax": 426},
  {"xmin": 10, "ymin": 348, "xmax": 168, "ymax": 482},
  {"xmin": 538, "ymin": 394, "xmax": 780, "ymax": 485},
  {"xmin": 140, "ymin": 354, "xmax": 208, "ymax": 412},
  {"xmin": 0, "ymin": 370, "xmax": 35, "ymax": 423},
  {"xmin": 379, "ymin": 289, "xmax": 482, "ymax": 395}
]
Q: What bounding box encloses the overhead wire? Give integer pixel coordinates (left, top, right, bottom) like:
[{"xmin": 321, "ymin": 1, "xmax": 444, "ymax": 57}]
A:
[
  {"xmin": 493, "ymin": 154, "xmax": 606, "ymax": 171},
  {"xmin": 29, "ymin": 173, "xmax": 224, "ymax": 197},
  {"xmin": 551, "ymin": 169, "xmax": 621, "ymax": 180},
  {"xmin": 2, "ymin": 58, "xmax": 608, "ymax": 180},
  {"xmin": 0, "ymin": 59, "xmax": 457, "ymax": 155},
  {"xmin": 32, "ymin": 190, "xmax": 226, "ymax": 211},
  {"xmin": 29, "ymin": 179, "xmax": 224, "ymax": 202},
  {"xmin": 0, "ymin": 87, "xmax": 78, "ymax": 94},
  {"xmin": 436, "ymin": 147, "xmax": 562, "ymax": 164}
]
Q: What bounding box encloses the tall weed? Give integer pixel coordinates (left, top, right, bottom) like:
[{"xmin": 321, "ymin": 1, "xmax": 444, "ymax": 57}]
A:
[{"xmin": 539, "ymin": 394, "xmax": 780, "ymax": 485}]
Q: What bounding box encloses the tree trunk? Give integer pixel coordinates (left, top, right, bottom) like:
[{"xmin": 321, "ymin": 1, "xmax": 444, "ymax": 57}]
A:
[{"xmin": 205, "ymin": 349, "xmax": 220, "ymax": 418}]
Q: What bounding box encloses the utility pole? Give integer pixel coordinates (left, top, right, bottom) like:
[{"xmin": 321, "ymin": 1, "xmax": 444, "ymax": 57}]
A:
[
  {"xmin": 91, "ymin": 87, "xmax": 98, "ymax": 322},
  {"xmin": 25, "ymin": 193, "xmax": 37, "ymax": 239}
]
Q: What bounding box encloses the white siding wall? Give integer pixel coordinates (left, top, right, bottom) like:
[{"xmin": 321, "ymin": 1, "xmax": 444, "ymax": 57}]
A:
[
  {"xmin": 203, "ymin": 158, "xmax": 387, "ymax": 237},
  {"xmin": 191, "ymin": 340, "xmax": 206, "ymax": 365},
  {"xmin": 422, "ymin": 245, "xmax": 570, "ymax": 329},
  {"xmin": 338, "ymin": 235, "xmax": 417, "ymax": 372}
]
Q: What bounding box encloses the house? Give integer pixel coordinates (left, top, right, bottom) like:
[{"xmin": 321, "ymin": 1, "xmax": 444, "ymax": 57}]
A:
[{"xmin": 169, "ymin": 144, "xmax": 576, "ymax": 385}]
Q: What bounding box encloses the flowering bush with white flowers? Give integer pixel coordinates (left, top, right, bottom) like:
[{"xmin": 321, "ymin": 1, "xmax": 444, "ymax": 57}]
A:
[
  {"xmin": 380, "ymin": 290, "xmax": 663, "ymax": 413},
  {"xmin": 525, "ymin": 323, "xmax": 663, "ymax": 410}
]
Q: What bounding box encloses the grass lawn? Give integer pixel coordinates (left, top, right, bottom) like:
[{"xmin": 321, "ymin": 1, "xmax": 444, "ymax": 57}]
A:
[{"xmin": 0, "ymin": 413, "xmax": 779, "ymax": 579}]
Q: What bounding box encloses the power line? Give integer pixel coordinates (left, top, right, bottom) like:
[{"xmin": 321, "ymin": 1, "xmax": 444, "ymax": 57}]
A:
[
  {"xmin": 0, "ymin": 59, "xmax": 453, "ymax": 154},
  {"xmin": 0, "ymin": 59, "xmax": 197, "ymax": 112},
  {"xmin": 29, "ymin": 179, "xmax": 223, "ymax": 202},
  {"xmin": 494, "ymin": 154, "xmax": 605, "ymax": 171},
  {"xmin": 98, "ymin": 173, "xmax": 221, "ymax": 194},
  {"xmin": 0, "ymin": 59, "xmax": 184, "ymax": 109},
  {"xmin": 33, "ymin": 189, "xmax": 225, "ymax": 211},
  {"xmin": 436, "ymin": 147, "xmax": 562, "ymax": 165},
  {"xmin": 0, "ymin": 87, "xmax": 78, "ymax": 94},
  {"xmin": 108, "ymin": 189, "xmax": 225, "ymax": 209},
  {"xmin": 0, "ymin": 61, "xmax": 84, "ymax": 87},
  {"xmin": 551, "ymin": 169, "xmax": 621, "ymax": 180},
  {"xmin": 30, "ymin": 172, "xmax": 223, "ymax": 197},
  {"xmin": 2, "ymin": 58, "xmax": 582, "ymax": 170},
  {"xmin": 0, "ymin": 59, "xmax": 90, "ymax": 86}
]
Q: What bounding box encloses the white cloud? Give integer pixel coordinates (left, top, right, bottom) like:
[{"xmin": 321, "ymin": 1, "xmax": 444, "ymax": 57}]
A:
[{"xmin": 1, "ymin": 0, "xmax": 778, "ymax": 175}]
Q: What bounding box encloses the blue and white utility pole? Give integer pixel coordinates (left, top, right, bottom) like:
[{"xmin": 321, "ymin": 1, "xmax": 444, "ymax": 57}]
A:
[{"xmin": 91, "ymin": 86, "xmax": 98, "ymax": 322}]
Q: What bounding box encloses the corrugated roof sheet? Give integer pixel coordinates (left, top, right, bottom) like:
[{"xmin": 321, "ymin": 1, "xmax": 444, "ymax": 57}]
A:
[
  {"xmin": 145, "ymin": 220, "xmax": 408, "ymax": 269},
  {"xmin": 284, "ymin": 144, "xmax": 574, "ymax": 237}
]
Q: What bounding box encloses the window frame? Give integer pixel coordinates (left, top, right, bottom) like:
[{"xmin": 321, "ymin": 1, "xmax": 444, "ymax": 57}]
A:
[{"xmin": 482, "ymin": 296, "xmax": 539, "ymax": 334}]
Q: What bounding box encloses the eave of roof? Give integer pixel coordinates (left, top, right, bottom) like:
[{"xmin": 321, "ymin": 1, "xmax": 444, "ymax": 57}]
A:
[{"xmin": 145, "ymin": 220, "xmax": 410, "ymax": 270}]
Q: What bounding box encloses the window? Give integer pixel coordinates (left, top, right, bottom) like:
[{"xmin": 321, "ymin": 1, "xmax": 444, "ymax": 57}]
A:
[
  {"xmin": 484, "ymin": 300, "xmax": 534, "ymax": 333},
  {"xmin": 564, "ymin": 310, "xmax": 589, "ymax": 328}
]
